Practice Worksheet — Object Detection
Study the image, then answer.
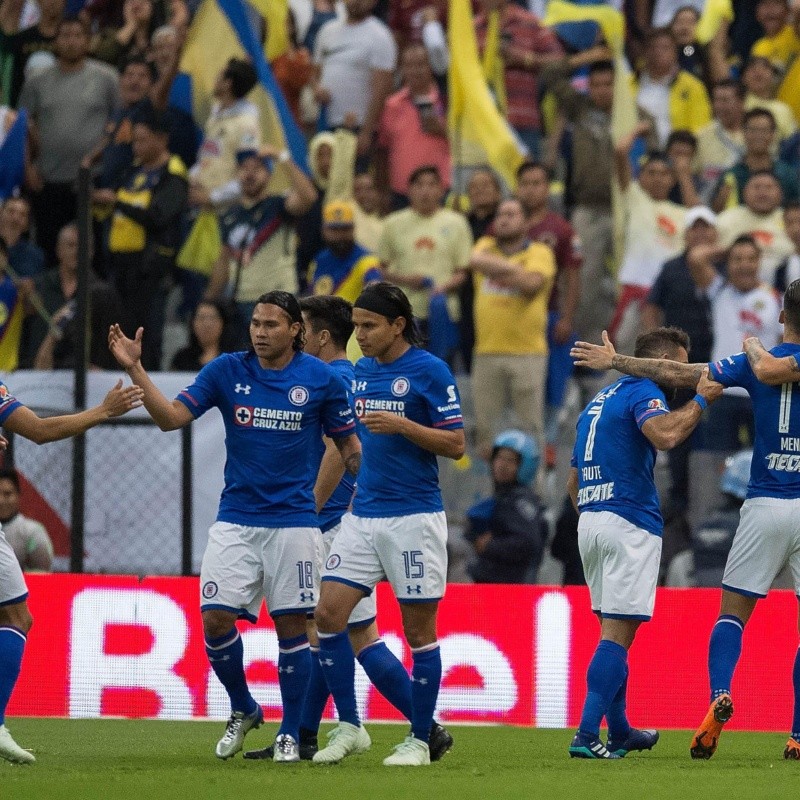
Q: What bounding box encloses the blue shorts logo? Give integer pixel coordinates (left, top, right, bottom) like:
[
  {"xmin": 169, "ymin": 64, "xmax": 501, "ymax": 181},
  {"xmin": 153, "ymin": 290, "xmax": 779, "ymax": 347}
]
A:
[
  {"xmin": 202, "ymin": 581, "xmax": 218, "ymax": 599},
  {"xmin": 289, "ymin": 386, "xmax": 309, "ymax": 406},
  {"xmin": 326, "ymin": 554, "xmax": 341, "ymax": 570},
  {"xmin": 391, "ymin": 377, "xmax": 410, "ymax": 397}
]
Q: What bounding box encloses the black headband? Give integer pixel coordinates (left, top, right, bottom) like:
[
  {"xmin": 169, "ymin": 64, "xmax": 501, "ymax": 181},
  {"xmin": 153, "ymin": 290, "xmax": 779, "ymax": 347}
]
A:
[{"xmin": 353, "ymin": 292, "xmax": 406, "ymax": 321}]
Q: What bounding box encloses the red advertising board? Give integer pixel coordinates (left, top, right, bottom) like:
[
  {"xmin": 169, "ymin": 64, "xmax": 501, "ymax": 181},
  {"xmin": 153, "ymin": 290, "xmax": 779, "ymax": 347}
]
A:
[{"xmin": 9, "ymin": 575, "xmax": 798, "ymax": 731}]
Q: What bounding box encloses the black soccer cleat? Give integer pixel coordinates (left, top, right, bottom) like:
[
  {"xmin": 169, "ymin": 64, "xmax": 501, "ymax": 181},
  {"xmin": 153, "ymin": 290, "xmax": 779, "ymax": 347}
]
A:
[
  {"xmin": 244, "ymin": 728, "xmax": 318, "ymax": 761},
  {"xmin": 429, "ymin": 721, "xmax": 454, "ymax": 762}
]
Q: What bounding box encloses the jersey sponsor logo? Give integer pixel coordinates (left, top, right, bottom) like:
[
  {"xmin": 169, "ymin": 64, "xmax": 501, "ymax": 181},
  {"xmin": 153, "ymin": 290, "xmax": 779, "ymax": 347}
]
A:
[
  {"xmin": 201, "ymin": 581, "xmax": 218, "ymax": 599},
  {"xmin": 0, "ymin": 384, "xmax": 15, "ymax": 409},
  {"xmin": 289, "ymin": 386, "xmax": 309, "ymax": 406},
  {"xmin": 357, "ymin": 398, "xmax": 406, "ymax": 417},
  {"xmin": 234, "ymin": 383, "xmax": 251, "ymax": 395},
  {"xmin": 391, "ymin": 377, "xmax": 410, "ymax": 397},
  {"xmin": 766, "ymin": 453, "xmax": 800, "ymax": 472},
  {"xmin": 576, "ymin": 482, "xmax": 615, "ymax": 505},
  {"xmin": 234, "ymin": 405, "xmax": 303, "ymax": 430},
  {"xmin": 355, "ymin": 381, "xmax": 367, "ymax": 391},
  {"xmin": 354, "ymin": 398, "xmax": 365, "ymax": 418},
  {"xmin": 326, "ymin": 554, "xmax": 341, "ymax": 570},
  {"xmin": 648, "ymin": 398, "xmax": 667, "ymax": 411}
]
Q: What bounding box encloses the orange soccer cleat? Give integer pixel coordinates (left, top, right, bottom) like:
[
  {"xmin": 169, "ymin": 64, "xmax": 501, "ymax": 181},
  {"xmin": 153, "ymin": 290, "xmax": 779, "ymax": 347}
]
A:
[
  {"xmin": 690, "ymin": 694, "xmax": 734, "ymax": 760},
  {"xmin": 784, "ymin": 739, "xmax": 800, "ymax": 760}
]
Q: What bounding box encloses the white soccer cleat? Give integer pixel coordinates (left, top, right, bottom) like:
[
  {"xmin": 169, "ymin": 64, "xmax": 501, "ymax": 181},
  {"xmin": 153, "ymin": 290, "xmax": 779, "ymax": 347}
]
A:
[
  {"xmin": 215, "ymin": 706, "xmax": 263, "ymax": 760},
  {"xmin": 311, "ymin": 722, "xmax": 371, "ymax": 764},
  {"xmin": 383, "ymin": 735, "xmax": 430, "ymax": 767},
  {"xmin": 0, "ymin": 725, "xmax": 35, "ymax": 764},
  {"xmin": 273, "ymin": 734, "xmax": 300, "ymax": 763}
]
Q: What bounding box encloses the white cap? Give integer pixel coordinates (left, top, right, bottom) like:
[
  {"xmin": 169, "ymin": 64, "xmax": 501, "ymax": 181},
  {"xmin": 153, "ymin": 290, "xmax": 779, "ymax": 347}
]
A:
[{"xmin": 685, "ymin": 205, "xmax": 717, "ymax": 228}]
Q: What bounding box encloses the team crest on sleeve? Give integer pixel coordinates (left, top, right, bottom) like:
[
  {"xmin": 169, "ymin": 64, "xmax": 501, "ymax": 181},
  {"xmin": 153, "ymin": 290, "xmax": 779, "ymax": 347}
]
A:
[
  {"xmin": 391, "ymin": 377, "xmax": 410, "ymax": 397},
  {"xmin": 648, "ymin": 398, "xmax": 667, "ymax": 411},
  {"xmin": 289, "ymin": 386, "xmax": 309, "ymax": 406},
  {"xmin": 0, "ymin": 384, "xmax": 15, "ymax": 409},
  {"xmin": 326, "ymin": 554, "xmax": 341, "ymax": 570}
]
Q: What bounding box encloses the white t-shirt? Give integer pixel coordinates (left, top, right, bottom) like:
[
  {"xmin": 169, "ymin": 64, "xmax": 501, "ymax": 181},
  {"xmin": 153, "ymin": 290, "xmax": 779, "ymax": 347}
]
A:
[
  {"xmin": 637, "ymin": 74, "xmax": 673, "ymax": 147},
  {"xmin": 315, "ymin": 16, "xmax": 398, "ymax": 128},
  {"xmin": 618, "ymin": 181, "xmax": 687, "ymax": 289},
  {"xmin": 716, "ymin": 206, "xmax": 794, "ymax": 286},
  {"xmin": 710, "ymin": 278, "xmax": 783, "ymax": 397}
]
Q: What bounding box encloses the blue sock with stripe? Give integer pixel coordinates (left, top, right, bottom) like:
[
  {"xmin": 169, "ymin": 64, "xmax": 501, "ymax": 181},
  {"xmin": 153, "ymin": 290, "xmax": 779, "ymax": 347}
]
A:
[
  {"xmin": 791, "ymin": 646, "xmax": 800, "ymax": 743},
  {"xmin": 205, "ymin": 628, "xmax": 257, "ymax": 715},
  {"xmin": 708, "ymin": 615, "xmax": 743, "ymax": 703},
  {"xmin": 318, "ymin": 630, "xmax": 360, "ymax": 726},
  {"xmin": 578, "ymin": 639, "xmax": 628, "ymax": 738},
  {"xmin": 358, "ymin": 639, "xmax": 413, "ymax": 721},
  {"xmin": 0, "ymin": 626, "xmax": 26, "ymax": 725},
  {"xmin": 299, "ymin": 646, "xmax": 329, "ymax": 734},
  {"xmin": 277, "ymin": 634, "xmax": 311, "ymax": 739},
  {"xmin": 410, "ymin": 644, "xmax": 441, "ymax": 742},
  {"xmin": 606, "ymin": 667, "xmax": 631, "ymax": 741}
]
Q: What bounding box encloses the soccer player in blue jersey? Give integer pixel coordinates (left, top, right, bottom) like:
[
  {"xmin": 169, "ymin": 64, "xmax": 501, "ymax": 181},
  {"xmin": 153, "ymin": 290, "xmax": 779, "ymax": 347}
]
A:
[
  {"xmin": 572, "ymin": 288, "xmax": 800, "ymax": 760},
  {"xmin": 108, "ymin": 291, "xmax": 360, "ymax": 763},
  {"xmin": 567, "ymin": 327, "xmax": 722, "ymax": 760},
  {"xmin": 310, "ymin": 283, "xmax": 465, "ymax": 767},
  {"xmin": 0, "ymin": 379, "xmax": 144, "ymax": 763},
  {"xmin": 245, "ymin": 295, "xmax": 453, "ymax": 762}
]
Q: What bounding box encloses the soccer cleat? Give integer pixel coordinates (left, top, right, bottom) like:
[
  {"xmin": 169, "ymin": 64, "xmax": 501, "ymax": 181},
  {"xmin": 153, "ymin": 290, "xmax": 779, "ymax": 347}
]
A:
[
  {"xmin": 273, "ymin": 734, "xmax": 300, "ymax": 763},
  {"xmin": 383, "ymin": 735, "xmax": 431, "ymax": 766},
  {"xmin": 214, "ymin": 706, "xmax": 263, "ymax": 760},
  {"xmin": 311, "ymin": 722, "xmax": 371, "ymax": 764},
  {"xmin": 0, "ymin": 725, "xmax": 34, "ymax": 764},
  {"xmin": 784, "ymin": 739, "xmax": 800, "ymax": 760},
  {"xmin": 568, "ymin": 731, "xmax": 621, "ymax": 759},
  {"xmin": 429, "ymin": 722, "xmax": 454, "ymax": 762},
  {"xmin": 690, "ymin": 693, "xmax": 734, "ymax": 760},
  {"xmin": 607, "ymin": 728, "xmax": 660, "ymax": 757},
  {"xmin": 244, "ymin": 728, "xmax": 318, "ymax": 760}
]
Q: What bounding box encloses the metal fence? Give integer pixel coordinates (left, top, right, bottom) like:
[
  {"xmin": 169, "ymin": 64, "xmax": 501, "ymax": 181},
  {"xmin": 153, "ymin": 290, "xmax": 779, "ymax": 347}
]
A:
[{"xmin": 5, "ymin": 411, "xmax": 193, "ymax": 575}]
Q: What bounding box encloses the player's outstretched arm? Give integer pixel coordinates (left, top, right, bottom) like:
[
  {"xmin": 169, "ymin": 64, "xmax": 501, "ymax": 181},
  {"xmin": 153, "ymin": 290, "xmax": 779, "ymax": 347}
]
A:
[
  {"xmin": 361, "ymin": 411, "xmax": 465, "ymax": 460},
  {"xmin": 641, "ymin": 367, "xmax": 722, "ymax": 450},
  {"xmin": 108, "ymin": 324, "xmax": 193, "ymax": 431},
  {"xmin": 743, "ymin": 337, "xmax": 800, "ymax": 385},
  {"xmin": 2, "ymin": 380, "xmax": 144, "ymax": 444},
  {"xmin": 571, "ymin": 330, "xmax": 706, "ymax": 388}
]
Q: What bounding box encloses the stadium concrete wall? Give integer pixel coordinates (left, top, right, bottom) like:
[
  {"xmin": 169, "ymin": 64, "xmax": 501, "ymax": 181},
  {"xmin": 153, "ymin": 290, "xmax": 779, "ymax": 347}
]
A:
[{"xmin": 9, "ymin": 575, "xmax": 797, "ymax": 731}]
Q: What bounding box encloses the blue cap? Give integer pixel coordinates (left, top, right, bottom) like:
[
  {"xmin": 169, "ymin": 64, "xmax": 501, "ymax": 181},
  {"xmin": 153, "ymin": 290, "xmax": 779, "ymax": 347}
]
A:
[{"xmin": 493, "ymin": 429, "xmax": 539, "ymax": 485}]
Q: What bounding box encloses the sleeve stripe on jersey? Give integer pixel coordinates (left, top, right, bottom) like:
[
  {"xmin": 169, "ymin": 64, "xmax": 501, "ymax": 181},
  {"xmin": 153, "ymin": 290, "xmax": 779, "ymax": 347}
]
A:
[
  {"xmin": 433, "ymin": 417, "xmax": 463, "ymax": 428},
  {"xmin": 178, "ymin": 391, "xmax": 199, "ymax": 407},
  {"xmin": 328, "ymin": 421, "xmax": 356, "ymax": 435},
  {"xmin": 635, "ymin": 408, "xmax": 668, "ymax": 425}
]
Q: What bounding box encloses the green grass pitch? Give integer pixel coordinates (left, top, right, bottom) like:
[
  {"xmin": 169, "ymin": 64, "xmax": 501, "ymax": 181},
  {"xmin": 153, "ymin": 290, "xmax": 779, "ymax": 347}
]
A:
[{"xmin": 1, "ymin": 720, "xmax": 795, "ymax": 800}]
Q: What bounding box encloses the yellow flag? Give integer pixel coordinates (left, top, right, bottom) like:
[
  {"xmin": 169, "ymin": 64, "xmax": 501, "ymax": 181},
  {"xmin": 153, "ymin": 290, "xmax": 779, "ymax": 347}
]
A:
[{"xmin": 448, "ymin": 0, "xmax": 526, "ymax": 188}]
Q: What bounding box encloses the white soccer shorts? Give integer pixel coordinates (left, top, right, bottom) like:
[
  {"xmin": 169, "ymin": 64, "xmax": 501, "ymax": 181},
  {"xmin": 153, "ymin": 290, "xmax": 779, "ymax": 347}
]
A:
[
  {"xmin": 0, "ymin": 528, "xmax": 27, "ymax": 607},
  {"xmin": 321, "ymin": 522, "xmax": 376, "ymax": 626},
  {"xmin": 722, "ymin": 497, "xmax": 800, "ymax": 598},
  {"xmin": 322, "ymin": 511, "xmax": 448, "ymax": 602},
  {"xmin": 200, "ymin": 522, "xmax": 322, "ymax": 621},
  {"xmin": 578, "ymin": 510, "xmax": 662, "ymax": 621}
]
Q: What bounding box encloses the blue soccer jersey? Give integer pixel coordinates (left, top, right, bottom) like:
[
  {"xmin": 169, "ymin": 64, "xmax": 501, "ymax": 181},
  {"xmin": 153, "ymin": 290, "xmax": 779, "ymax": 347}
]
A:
[
  {"xmin": 352, "ymin": 346, "xmax": 463, "ymax": 518},
  {"xmin": 316, "ymin": 358, "xmax": 357, "ymax": 533},
  {"xmin": 709, "ymin": 343, "xmax": 800, "ymax": 499},
  {"xmin": 572, "ymin": 376, "xmax": 670, "ymax": 536},
  {"xmin": 176, "ymin": 350, "xmax": 356, "ymax": 527},
  {"xmin": 0, "ymin": 381, "xmax": 23, "ymax": 424}
]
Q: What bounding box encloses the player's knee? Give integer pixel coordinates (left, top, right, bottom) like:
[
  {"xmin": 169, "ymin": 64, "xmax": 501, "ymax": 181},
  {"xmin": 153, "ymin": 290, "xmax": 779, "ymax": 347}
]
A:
[
  {"xmin": 0, "ymin": 602, "xmax": 33, "ymax": 634},
  {"xmin": 314, "ymin": 602, "xmax": 344, "ymax": 634},
  {"xmin": 402, "ymin": 620, "xmax": 436, "ymax": 650},
  {"xmin": 202, "ymin": 610, "xmax": 236, "ymax": 640}
]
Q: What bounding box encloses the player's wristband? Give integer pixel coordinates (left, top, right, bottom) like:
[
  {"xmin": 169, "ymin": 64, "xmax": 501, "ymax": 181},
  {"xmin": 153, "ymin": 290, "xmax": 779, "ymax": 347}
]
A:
[{"xmin": 693, "ymin": 394, "xmax": 708, "ymax": 411}]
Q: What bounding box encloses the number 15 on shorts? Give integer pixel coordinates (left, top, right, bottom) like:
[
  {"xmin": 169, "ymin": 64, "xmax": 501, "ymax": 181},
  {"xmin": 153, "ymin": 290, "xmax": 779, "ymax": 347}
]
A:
[{"xmin": 402, "ymin": 550, "xmax": 425, "ymax": 579}]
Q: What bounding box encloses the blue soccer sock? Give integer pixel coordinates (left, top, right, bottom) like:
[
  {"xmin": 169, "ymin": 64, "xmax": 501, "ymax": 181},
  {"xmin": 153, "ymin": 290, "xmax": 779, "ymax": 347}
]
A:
[
  {"xmin": 578, "ymin": 639, "xmax": 628, "ymax": 738},
  {"xmin": 299, "ymin": 645, "xmax": 329, "ymax": 735},
  {"xmin": 605, "ymin": 667, "xmax": 631, "ymax": 741},
  {"xmin": 318, "ymin": 630, "xmax": 360, "ymax": 726},
  {"xmin": 708, "ymin": 615, "xmax": 744, "ymax": 703},
  {"xmin": 358, "ymin": 639, "xmax": 413, "ymax": 721},
  {"xmin": 410, "ymin": 643, "xmax": 442, "ymax": 743},
  {"xmin": 791, "ymin": 646, "xmax": 800, "ymax": 743},
  {"xmin": 277, "ymin": 633, "xmax": 312, "ymax": 740},
  {"xmin": 205, "ymin": 628, "xmax": 257, "ymax": 715},
  {"xmin": 0, "ymin": 626, "xmax": 26, "ymax": 725}
]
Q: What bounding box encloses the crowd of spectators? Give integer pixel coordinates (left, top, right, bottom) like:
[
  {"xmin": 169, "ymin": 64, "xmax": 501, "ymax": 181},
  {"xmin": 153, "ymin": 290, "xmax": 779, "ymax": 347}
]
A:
[{"xmin": 1, "ymin": 0, "xmax": 799, "ymax": 586}]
